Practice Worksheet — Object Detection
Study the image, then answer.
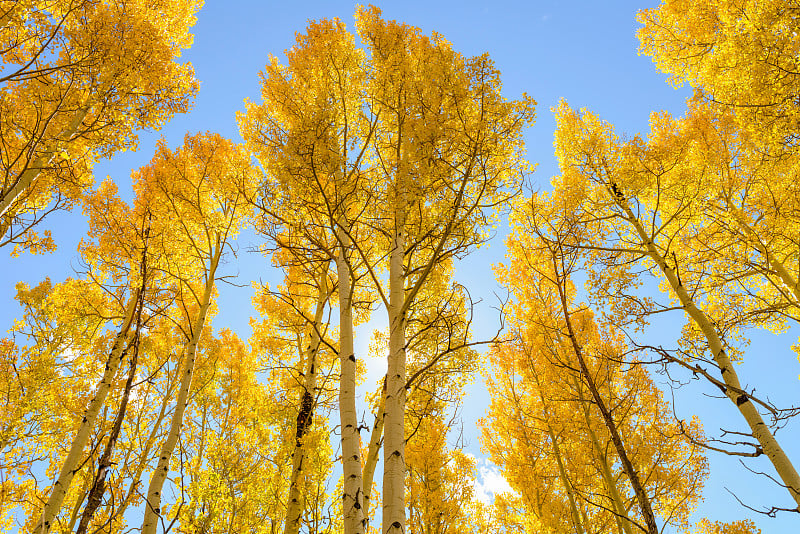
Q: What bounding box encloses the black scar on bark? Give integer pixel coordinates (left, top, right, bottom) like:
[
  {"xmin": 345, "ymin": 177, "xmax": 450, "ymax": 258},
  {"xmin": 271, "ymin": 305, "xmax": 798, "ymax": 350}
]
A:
[
  {"xmin": 736, "ymin": 394, "xmax": 749, "ymax": 406},
  {"xmin": 295, "ymin": 390, "xmax": 314, "ymax": 446}
]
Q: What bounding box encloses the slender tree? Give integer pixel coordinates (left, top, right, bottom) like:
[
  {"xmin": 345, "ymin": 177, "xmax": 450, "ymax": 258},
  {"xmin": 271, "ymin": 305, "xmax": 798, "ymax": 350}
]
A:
[
  {"xmin": 552, "ymin": 101, "xmax": 800, "ymax": 512},
  {"xmin": 137, "ymin": 133, "xmax": 250, "ymax": 534},
  {"xmin": 353, "ymin": 8, "xmax": 534, "ymax": 532}
]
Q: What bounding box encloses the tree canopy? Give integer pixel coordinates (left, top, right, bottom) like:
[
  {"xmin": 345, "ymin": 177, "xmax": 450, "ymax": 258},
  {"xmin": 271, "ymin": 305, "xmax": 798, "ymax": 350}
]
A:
[{"xmin": 0, "ymin": 2, "xmax": 797, "ymax": 534}]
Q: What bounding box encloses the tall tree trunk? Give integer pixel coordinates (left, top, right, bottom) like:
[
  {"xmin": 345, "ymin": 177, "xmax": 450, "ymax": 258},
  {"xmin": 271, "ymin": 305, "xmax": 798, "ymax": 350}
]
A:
[
  {"xmin": 556, "ymin": 278, "xmax": 659, "ymax": 534},
  {"xmin": 141, "ymin": 246, "xmax": 221, "ymax": 534},
  {"xmin": 114, "ymin": 379, "xmax": 174, "ymax": 522},
  {"xmin": 65, "ymin": 477, "xmax": 91, "ymax": 533},
  {"xmin": 362, "ymin": 378, "xmax": 386, "ymax": 529},
  {"xmin": 537, "ymin": 386, "xmax": 584, "ymax": 534},
  {"xmin": 33, "ymin": 289, "xmax": 140, "ymax": 533},
  {"xmin": 284, "ymin": 274, "xmax": 329, "ymax": 534},
  {"xmin": 546, "ymin": 422, "xmax": 585, "ymax": 534},
  {"xmin": 74, "ymin": 324, "xmax": 141, "ymax": 534},
  {"xmin": 336, "ymin": 224, "xmax": 365, "ymax": 534},
  {"xmin": 614, "ymin": 188, "xmax": 800, "ymax": 511},
  {"xmin": 527, "ymin": 359, "xmax": 585, "ymax": 534},
  {"xmin": 383, "ymin": 207, "xmax": 407, "ymax": 534},
  {"xmin": 75, "ymin": 225, "xmax": 150, "ymax": 534},
  {"xmin": 577, "ymin": 383, "xmax": 632, "ymax": 534}
]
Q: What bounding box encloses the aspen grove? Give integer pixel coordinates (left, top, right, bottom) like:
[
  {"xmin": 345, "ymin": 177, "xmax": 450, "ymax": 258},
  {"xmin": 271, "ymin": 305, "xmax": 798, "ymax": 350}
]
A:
[{"xmin": 2, "ymin": 2, "xmax": 800, "ymax": 534}]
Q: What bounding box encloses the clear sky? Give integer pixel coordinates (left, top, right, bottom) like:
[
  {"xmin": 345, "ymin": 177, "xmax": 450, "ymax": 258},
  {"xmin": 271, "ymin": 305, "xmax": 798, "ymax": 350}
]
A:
[{"xmin": 3, "ymin": 1, "xmax": 799, "ymax": 531}]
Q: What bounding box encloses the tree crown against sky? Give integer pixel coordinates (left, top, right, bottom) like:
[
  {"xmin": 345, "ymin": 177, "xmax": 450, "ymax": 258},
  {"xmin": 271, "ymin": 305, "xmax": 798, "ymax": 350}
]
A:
[{"xmin": 1, "ymin": 1, "xmax": 799, "ymax": 533}]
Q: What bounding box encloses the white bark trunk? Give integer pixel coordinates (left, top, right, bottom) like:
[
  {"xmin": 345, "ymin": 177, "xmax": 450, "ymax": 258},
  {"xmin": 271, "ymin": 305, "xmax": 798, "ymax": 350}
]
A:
[
  {"xmin": 336, "ymin": 225, "xmax": 365, "ymax": 534},
  {"xmin": 114, "ymin": 380, "xmax": 174, "ymax": 522},
  {"xmin": 141, "ymin": 248, "xmax": 221, "ymax": 534},
  {"xmin": 362, "ymin": 380, "xmax": 386, "ymax": 528},
  {"xmin": 33, "ymin": 290, "xmax": 139, "ymax": 533},
  {"xmin": 383, "ymin": 213, "xmax": 406, "ymax": 534},
  {"xmin": 618, "ymin": 195, "xmax": 800, "ymax": 510}
]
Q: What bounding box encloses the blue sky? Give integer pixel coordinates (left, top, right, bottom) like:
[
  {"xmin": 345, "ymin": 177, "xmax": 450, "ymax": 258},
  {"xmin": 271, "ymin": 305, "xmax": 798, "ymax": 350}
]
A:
[{"xmin": 3, "ymin": 1, "xmax": 799, "ymax": 531}]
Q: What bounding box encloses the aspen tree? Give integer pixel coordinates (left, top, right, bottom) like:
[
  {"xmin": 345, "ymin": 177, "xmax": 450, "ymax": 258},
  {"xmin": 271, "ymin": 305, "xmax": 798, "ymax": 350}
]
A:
[
  {"xmin": 0, "ymin": 0, "xmax": 200, "ymax": 251},
  {"xmin": 484, "ymin": 190, "xmax": 709, "ymax": 533},
  {"xmin": 361, "ymin": 268, "xmax": 482, "ymax": 530},
  {"xmin": 552, "ymin": 101, "xmax": 800, "ymax": 512},
  {"xmin": 178, "ymin": 330, "xmax": 322, "ymax": 533},
  {"xmin": 638, "ymin": 0, "xmax": 800, "ymax": 149},
  {"xmin": 241, "ymin": 10, "xmax": 531, "ymax": 533},
  {"xmin": 74, "ymin": 220, "xmax": 151, "ymax": 534},
  {"xmin": 239, "ymin": 18, "xmax": 374, "ymax": 534},
  {"xmin": 354, "ymin": 8, "xmax": 533, "ymax": 532},
  {"xmin": 136, "ymin": 133, "xmax": 249, "ymax": 534},
  {"xmin": 249, "ymin": 260, "xmax": 338, "ymax": 534},
  {"xmin": 28, "ymin": 177, "xmax": 173, "ymax": 533},
  {"xmin": 635, "ymin": 0, "xmax": 800, "ymax": 512}
]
